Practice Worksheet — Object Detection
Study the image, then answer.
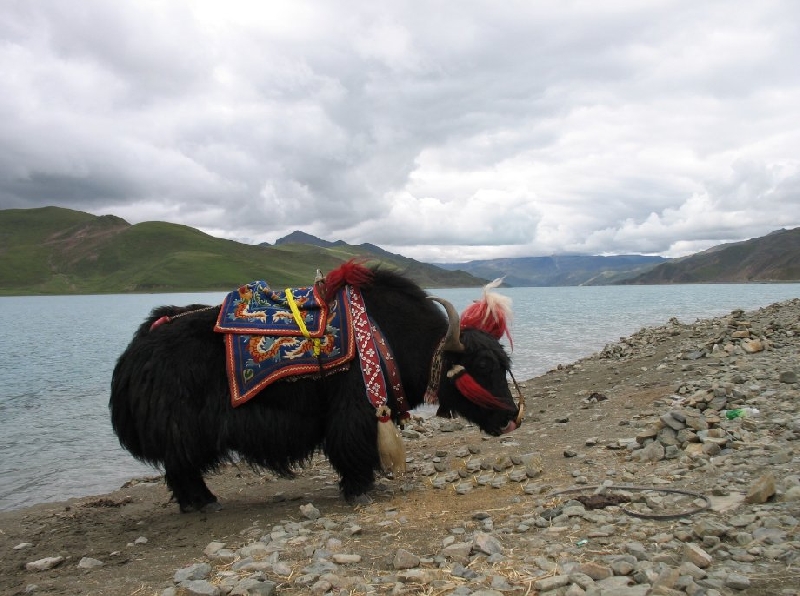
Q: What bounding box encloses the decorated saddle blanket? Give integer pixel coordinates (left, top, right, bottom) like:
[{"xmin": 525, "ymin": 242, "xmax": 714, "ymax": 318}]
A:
[
  {"xmin": 214, "ymin": 282, "xmax": 355, "ymax": 406},
  {"xmin": 215, "ymin": 281, "xmax": 330, "ymax": 336}
]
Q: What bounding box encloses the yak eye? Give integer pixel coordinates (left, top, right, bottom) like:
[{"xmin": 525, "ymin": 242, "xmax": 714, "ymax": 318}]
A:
[{"xmin": 473, "ymin": 356, "xmax": 494, "ymax": 373}]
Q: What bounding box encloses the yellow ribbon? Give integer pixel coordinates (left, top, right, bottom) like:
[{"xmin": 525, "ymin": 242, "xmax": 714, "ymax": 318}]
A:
[{"xmin": 285, "ymin": 289, "xmax": 321, "ymax": 356}]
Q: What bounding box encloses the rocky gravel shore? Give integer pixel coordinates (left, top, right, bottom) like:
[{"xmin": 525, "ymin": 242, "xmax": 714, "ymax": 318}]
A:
[{"xmin": 5, "ymin": 298, "xmax": 799, "ymax": 595}]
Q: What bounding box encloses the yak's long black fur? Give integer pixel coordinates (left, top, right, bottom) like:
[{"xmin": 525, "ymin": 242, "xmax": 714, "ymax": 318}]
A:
[{"xmin": 110, "ymin": 267, "xmax": 518, "ymax": 512}]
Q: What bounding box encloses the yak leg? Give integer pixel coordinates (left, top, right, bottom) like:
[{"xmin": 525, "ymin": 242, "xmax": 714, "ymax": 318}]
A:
[
  {"xmin": 164, "ymin": 460, "xmax": 219, "ymax": 513},
  {"xmin": 323, "ymin": 402, "xmax": 380, "ymax": 502}
]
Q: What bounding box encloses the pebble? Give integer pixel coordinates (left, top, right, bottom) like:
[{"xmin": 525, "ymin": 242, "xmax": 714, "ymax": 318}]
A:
[
  {"xmin": 25, "ymin": 556, "xmax": 64, "ymax": 571},
  {"xmin": 77, "ymin": 556, "xmax": 104, "ymax": 569},
  {"xmin": 393, "ymin": 548, "xmax": 420, "ymax": 569}
]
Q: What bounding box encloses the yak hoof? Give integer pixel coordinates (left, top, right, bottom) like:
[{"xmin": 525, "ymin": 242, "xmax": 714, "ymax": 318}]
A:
[
  {"xmin": 201, "ymin": 501, "xmax": 223, "ymax": 513},
  {"xmin": 180, "ymin": 500, "xmax": 222, "ymax": 514},
  {"xmin": 349, "ymin": 494, "xmax": 373, "ymax": 506}
]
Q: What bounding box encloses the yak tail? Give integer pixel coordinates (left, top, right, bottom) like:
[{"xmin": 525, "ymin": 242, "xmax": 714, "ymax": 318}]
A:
[{"xmin": 323, "ymin": 259, "xmax": 374, "ymax": 297}]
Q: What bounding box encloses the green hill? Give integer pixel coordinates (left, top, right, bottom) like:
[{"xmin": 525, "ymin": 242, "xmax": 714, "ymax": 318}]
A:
[
  {"xmin": 0, "ymin": 207, "xmax": 483, "ymax": 295},
  {"xmin": 620, "ymin": 227, "xmax": 800, "ymax": 284}
]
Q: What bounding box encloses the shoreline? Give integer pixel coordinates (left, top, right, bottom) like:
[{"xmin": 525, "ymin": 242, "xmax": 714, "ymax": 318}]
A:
[
  {"xmin": 5, "ymin": 286, "xmax": 798, "ymax": 516},
  {"xmin": 1, "ymin": 298, "xmax": 799, "ymax": 595}
]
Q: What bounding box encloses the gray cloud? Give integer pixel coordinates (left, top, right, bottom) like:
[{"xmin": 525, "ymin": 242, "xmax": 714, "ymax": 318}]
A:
[{"xmin": 1, "ymin": 0, "xmax": 798, "ymax": 261}]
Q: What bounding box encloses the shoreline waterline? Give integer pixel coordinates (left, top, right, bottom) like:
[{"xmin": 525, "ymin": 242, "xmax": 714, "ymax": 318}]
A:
[{"xmin": 1, "ymin": 283, "xmax": 799, "ymax": 512}]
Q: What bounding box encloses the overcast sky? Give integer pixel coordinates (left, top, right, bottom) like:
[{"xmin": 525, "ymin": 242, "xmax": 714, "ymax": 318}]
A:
[{"xmin": 1, "ymin": 1, "xmax": 799, "ymax": 262}]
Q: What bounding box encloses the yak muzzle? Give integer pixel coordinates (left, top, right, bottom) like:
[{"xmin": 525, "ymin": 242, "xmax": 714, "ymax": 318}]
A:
[{"xmin": 448, "ymin": 365, "xmax": 526, "ymax": 433}]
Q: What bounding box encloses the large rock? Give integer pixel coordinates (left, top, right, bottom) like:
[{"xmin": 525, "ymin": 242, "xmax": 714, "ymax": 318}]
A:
[{"xmin": 745, "ymin": 472, "xmax": 776, "ymax": 504}]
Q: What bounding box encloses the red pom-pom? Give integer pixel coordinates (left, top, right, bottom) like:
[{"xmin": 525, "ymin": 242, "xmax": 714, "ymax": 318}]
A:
[
  {"xmin": 323, "ymin": 259, "xmax": 374, "ymax": 296},
  {"xmin": 461, "ymin": 301, "xmax": 510, "ymax": 342},
  {"xmin": 460, "ymin": 278, "xmax": 513, "ymax": 348}
]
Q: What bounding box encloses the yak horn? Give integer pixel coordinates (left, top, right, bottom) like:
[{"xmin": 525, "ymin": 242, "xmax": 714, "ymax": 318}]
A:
[{"xmin": 429, "ymin": 297, "xmax": 465, "ymax": 352}]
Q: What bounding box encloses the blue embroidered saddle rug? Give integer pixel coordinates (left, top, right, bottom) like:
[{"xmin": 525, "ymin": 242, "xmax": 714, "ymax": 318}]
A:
[{"xmin": 214, "ymin": 282, "xmax": 355, "ymax": 406}]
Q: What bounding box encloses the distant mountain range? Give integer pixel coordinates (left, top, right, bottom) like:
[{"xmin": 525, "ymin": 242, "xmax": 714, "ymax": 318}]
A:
[
  {"xmin": 442, "ymin": 228, "xmax": 800, "ymax": 286},
  {"xmin": 272, "ymin": 231, "xmax": 672, "ymax": 285},
  {"xmin": 437, "ymin": 255, "xmax": 667, "ymax": 286},
  {"xmin": 0, "ymin": 206, "xmax": 797, "ymax": 295}
]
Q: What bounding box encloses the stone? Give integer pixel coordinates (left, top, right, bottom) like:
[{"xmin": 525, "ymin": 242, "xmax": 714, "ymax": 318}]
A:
[
  {"xmin": 623, "ymin": 542, "xmax": 649, "ymax": 561},
  {"xmin": 657, "ymin": 426, "xmax": 680, "ymax": 446},
  {"xmin": 683, "ymin": 544, "xmax": 713, "ymax": 569},
  {"xmin": 396, "ymin": 569, "xmax": 432, "ymax": 583},
  {"xmin": 473, "ymin": 532, "xmax": 504, "ymax": 556},
  {"xmin": 660, "ymin": 413, "xmax": 685, "ymax": 430},
  {"xmin": 679, "ymin": 561, "xmax": 707, "ymax": 579},
  {"xmin": 769, "ymin": 451, "xmax": 792, "ymax": 464},
  {"xmin": 174, "ymin": 562, "xmax": 212, "ymax": 583},
  {"xmin": 724, "ymin": 573, "xmax": 752, "ymax": 590},
  {"xmin": 229, "ymin": 578, "xmax": 277, "ymax": 595},
  {"xmin": 684, "ymin": 443, "xmax": 705, "ymax": 457},
  {"xmin": 684, "ymin": 414, "xmax": 709, "ymax": 431},
  {"xmin": 271, "ymin": 562, "xmax": 292, "ymax": 577},
  {"xmin": 532, "ymin": 575, "xmax": 570, "ymax": 591},
  {"xmin": 310, "ymin": 579, "xmax": 332, "ymax": 593},
  {"xmin": 177, "ymin": 580, "xmax": 221, "ymax": 595},
  {"xmin": 238, "ymin": 543, "xmax": 269, "ymax": 559},
  {"xmin": 635, "ymin": 427, "xmax": 659, "ymax": 443},
  {"xmin": 493, "ymin": 455, "xmax": 514, "ymax": 471},
  {"xmin": 299, "ymin": 503, "xmax": 321, "ymax": 520},
  {"xmin": 330, "ymin": 553, "xmax": 360, "ymax": 564},
  {"xmin": 392, "ymin": 549, "xmax": 419, "ymax": 569},
  {"xmin": 204, "ymin": 542, "xmax": 226, "ymax": 557},
  {"xmin": 77, "ymin": 557, "xmax": 104, "ymax": 569},
  {"xmin": 742, "ymin": 338, "xmax": 764, "ymax": 353},
  {"xmin": 652, "ymin": 567, "xmax": 681, "ymax": 590},
  {"xmin": 610, "ymin": 558, "xmax": 636, "ymax": 576},
  {"xmin": 633, "ymin": 441, "xmax": 664, "ymax": 462},
  {"xmin": 442, "ymin": 542, "xmax": 472, "ymax": 563},
  {"xmin": 25, "ymin": 556, "xmax": 65, "ymax": 571},
  {"xmin": 783, "ymin": 486, "xmax": 800, "ymax": 502},
  {"xmin": 745, "ymin": 472, "xmax": 776, "ymax": 504},
  {"xmin": 578, "ymin": 560, "xmax": 613, "ymax": 580},
  {"xmin": 693, "ymin": 519, "xmax": 730, "ymax": 538}
]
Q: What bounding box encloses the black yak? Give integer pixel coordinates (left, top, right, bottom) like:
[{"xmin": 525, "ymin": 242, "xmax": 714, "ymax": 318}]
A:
[{"xmin": 110, "ymin": 262, "xmax": 523, "ymax": 512}]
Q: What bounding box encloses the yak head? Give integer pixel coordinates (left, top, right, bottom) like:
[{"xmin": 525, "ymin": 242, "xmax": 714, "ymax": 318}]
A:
[{"xmin": 430, "ymin": 286, "xmax": 524, "ymax": 436}]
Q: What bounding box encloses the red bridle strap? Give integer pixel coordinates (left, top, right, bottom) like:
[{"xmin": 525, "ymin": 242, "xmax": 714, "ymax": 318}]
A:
[{"xmin": 448, "ymin": 365, "xmax": 515, "ymax": 411}]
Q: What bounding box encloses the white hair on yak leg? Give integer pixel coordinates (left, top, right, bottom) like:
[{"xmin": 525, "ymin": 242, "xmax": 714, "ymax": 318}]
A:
[{"xmin": 460, "ymin": 277, "xmax": 514, "ymax": 349}]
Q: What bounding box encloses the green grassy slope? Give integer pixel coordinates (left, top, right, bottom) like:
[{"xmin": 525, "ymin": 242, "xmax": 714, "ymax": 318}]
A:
[
  {"xmin": 0, "ymin": 207, "xmax": 482, "ymax": 295},
  {"xmin": 621, "ymin": 227, "xmax": 800, "ymax": 284}
]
